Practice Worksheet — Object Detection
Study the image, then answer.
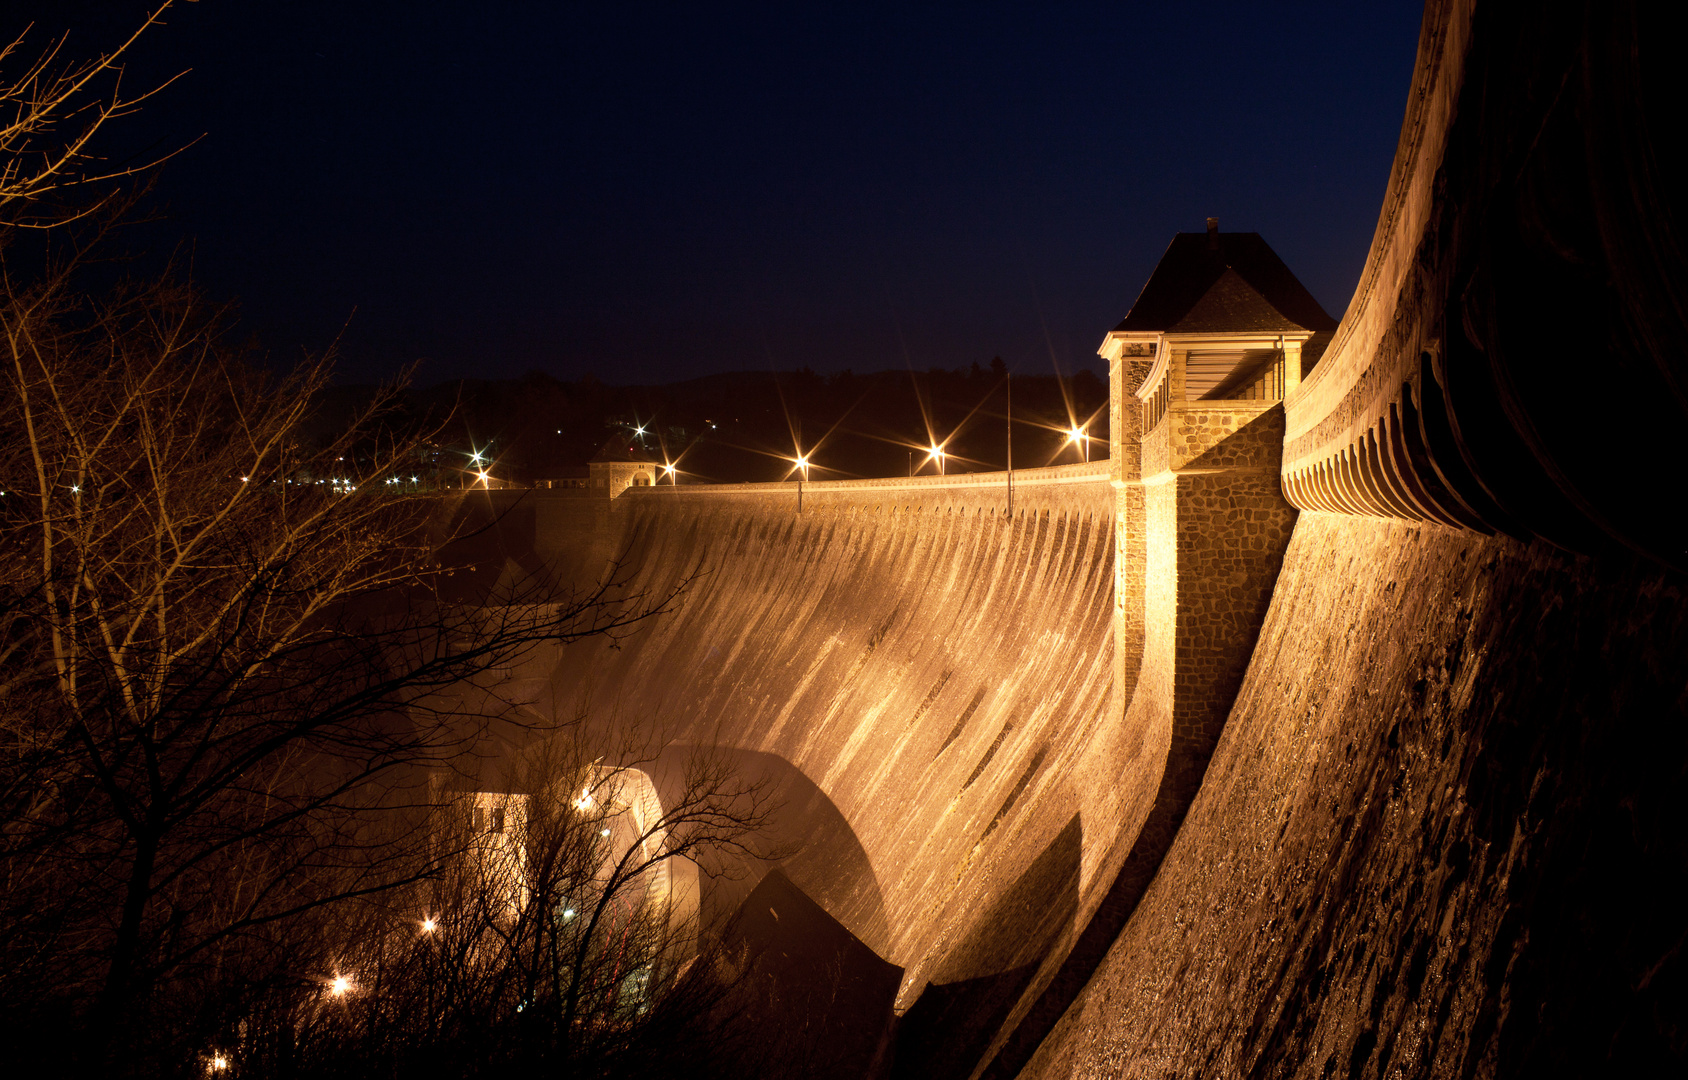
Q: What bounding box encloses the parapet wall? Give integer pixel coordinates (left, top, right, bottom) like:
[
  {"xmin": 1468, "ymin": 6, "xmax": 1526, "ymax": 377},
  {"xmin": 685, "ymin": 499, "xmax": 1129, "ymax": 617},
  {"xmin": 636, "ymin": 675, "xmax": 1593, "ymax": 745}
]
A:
[{"xmin": 619, "ymin": 460, "xmax": 1108, "ymax": 515}]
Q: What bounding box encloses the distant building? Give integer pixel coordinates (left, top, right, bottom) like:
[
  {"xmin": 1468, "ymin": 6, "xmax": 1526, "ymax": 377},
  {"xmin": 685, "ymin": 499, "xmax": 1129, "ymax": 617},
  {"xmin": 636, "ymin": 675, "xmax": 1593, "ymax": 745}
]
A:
[{"xmin": 587, "ymin": 436, "xmax": 660, "ymax": 497}]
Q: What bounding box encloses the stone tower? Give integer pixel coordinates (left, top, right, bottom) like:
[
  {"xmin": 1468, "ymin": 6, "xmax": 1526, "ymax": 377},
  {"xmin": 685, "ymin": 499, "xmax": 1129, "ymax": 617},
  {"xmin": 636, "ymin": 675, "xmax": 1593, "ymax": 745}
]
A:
[{"xmin": 1102, "ymin": 219, "xmax": 1335, "ymax": 827}]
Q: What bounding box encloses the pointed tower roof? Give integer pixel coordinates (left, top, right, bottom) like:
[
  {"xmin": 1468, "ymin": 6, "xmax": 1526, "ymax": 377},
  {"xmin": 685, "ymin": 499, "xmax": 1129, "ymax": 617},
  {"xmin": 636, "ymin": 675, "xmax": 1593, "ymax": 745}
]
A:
[{"xmin": 1114, "ymin": 231, "xmax": 1337, "ymax": 335}]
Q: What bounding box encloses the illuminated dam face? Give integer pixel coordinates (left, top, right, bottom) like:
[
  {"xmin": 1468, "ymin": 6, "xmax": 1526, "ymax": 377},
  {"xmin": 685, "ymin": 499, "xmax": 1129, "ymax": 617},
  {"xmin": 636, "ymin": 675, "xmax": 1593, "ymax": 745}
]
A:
[
  {"xmin": 538, "ymin": 471, "xmax": 1148, "ymax": 1010},
  {"xmin": 447, "ymin": 2, "xmax": 1688, "ymax": 1074}
]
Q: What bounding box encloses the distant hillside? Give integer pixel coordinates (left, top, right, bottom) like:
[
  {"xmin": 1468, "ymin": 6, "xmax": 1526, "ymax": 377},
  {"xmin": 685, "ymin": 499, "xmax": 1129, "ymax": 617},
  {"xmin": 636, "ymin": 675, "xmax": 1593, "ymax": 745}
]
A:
[{"xmin": 316, "ymin": 364, "xmax": 1109, "ymax": 485}]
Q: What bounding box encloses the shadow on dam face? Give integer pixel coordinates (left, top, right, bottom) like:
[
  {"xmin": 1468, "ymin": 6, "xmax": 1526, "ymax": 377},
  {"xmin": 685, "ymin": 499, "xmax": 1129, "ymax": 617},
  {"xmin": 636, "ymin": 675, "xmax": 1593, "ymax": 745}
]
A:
[
  {"xmin": 892, "ymin": 814, "xmax": 1081, "ymax": 1080},
  {"xmin": 697, "ymin": 814, "xmax": 1082, "ymax": 1080},
  {"xmin": 714, "ymin": 868, "xmax": 903, "ymax": 1080},
  {"xmin": 640, "ymin": 745, "xmax": 890, "ymax": 944}
]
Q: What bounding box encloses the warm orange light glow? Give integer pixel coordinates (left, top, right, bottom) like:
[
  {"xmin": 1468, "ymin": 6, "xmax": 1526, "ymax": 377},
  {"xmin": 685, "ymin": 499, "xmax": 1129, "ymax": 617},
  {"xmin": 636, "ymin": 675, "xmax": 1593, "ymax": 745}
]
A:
[
  {"xmin": 1068, "ymin": 426, "xmax": 1084, "ymax": 443},
  {"xmin": 211, "ymin": 1056, "xmax": 228, "ymax": 1071},
  {"xmin": 421, "ymin": 917, "xmax": 436, "ymax": 933},
  {"xmin": 330, "ymin": 976, "xmax": 351, "ymax": 996},
  {"xmin": 573, "ymin": 787, "xmax": 595, "ymax": 811}
]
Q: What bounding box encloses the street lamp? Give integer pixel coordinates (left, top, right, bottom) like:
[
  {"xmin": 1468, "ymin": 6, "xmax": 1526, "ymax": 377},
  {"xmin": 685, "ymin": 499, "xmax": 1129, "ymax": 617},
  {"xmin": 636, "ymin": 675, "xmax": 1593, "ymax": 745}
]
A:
[
  {"xmin": 1068, "ymin": 425, "xmax": 1089, "ymax": 463},
  {"xmin": 929, "ymin": 444, "xmax": 946, "ymax": 476},
  {"xmin": 663, "ymin": 462, "xmax": 676, "ymax": 485}
]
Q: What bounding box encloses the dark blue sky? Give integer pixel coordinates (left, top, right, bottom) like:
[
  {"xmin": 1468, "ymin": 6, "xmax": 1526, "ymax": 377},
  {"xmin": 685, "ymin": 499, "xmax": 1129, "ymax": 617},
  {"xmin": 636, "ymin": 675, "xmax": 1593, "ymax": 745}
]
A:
[{"xmin": 13, "ymin": 1, "xmax": 1423, "ymax": 385}]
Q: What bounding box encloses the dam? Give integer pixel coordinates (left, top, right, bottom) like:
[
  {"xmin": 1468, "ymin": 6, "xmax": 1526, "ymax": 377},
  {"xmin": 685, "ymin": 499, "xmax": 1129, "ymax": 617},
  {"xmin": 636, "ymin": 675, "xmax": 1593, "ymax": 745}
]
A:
[{"xmin": 446, "ymin": 1, "xmax": 1687, "ymax": 1074}]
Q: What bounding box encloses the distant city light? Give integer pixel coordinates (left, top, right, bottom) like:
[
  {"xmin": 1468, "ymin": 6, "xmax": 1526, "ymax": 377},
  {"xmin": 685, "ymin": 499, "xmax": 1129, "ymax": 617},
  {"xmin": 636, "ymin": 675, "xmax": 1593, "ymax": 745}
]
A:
[
  {"xmin": 330, "ymin": 976, "xmax": 351, "ymax": 996},
  {"xmin": 240, "ymin": 476, "xmax": 248, "ymax": 482},
  {"xmin": 421, "ymin": 917, "xmax": 436, "ymax": 933},
  {"xmin": 469, "ymin": 449, "xmax": 484, "ymax": 465},
  {"xmin": 211, "ymin": 1055, "xmax": 228, "ymax": 1071}
]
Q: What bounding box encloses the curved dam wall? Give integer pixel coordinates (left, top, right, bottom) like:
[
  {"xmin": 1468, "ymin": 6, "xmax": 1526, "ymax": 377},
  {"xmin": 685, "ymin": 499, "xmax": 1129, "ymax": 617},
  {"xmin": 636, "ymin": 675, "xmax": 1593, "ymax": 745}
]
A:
[
  {"xmin": 535, "ymin": 464, "xmax": 1167, "ymax": 1023},
  {"xmin": 1024, "ymin": 513, "xmax": 1688, "ymax": 1076},
  {"xmin": 1012, "ymin": 0, "xmax": 1688, "ymax": 1073}
]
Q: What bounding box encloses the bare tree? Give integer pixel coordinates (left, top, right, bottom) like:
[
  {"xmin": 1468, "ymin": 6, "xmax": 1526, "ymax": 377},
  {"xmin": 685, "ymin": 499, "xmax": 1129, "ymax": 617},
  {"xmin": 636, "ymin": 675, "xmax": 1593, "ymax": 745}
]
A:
[
  {"xmin": 2, "ymin": 2, "xmax": 190, "ymax": 227},
  {"xmin": 0, "ymin": 14, "xmax": 778, "ymax": 1077},
  {"xmin": 0, "ymin": 249, "xmax": 693, "ymax": 1080},
  {"xmin": 208, "ymin": 730, "xmax": 785, "ymax": 1079}
]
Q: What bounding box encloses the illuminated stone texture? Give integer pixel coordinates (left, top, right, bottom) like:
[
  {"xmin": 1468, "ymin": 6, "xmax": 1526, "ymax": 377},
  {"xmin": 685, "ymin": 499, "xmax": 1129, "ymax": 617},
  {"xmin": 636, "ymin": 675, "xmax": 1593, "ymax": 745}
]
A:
[{"xmin": 1024, "ymin": 515, "xmax": 1687, "ymax": 1078}]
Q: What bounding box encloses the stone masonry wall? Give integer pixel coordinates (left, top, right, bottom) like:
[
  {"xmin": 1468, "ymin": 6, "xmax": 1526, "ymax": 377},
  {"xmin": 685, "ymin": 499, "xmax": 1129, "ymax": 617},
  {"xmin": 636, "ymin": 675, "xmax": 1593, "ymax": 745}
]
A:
[
  {"xmin": 1168, "ymin": 407, "xmax": 1297, "ymax": 777},
  {"xmin": 1025, "ymin": 514, "xmax": 1688, "ymax": 1078},
  {"xmin": 1112, "ymin": 359, "xmax": 1153, "ymax": 728},
  {"xmin": 1168, "ymin": 401, "xmax": 1280, "ymax": 471}
]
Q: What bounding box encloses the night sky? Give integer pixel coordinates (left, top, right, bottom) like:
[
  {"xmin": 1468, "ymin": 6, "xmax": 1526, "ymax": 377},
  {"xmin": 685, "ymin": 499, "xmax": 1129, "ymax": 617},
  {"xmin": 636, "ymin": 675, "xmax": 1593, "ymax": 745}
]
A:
[{"xmin": 10, "ymin": 1, "xmax": 1423, "ymax": 387}]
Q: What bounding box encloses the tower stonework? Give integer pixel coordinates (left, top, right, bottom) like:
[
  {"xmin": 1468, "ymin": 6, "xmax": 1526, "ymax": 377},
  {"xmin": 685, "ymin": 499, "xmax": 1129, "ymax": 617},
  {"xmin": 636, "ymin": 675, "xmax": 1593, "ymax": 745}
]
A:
[{"xmin": 1108, "ymin": 349, "xmax": 1153, "ymax": 719}]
